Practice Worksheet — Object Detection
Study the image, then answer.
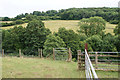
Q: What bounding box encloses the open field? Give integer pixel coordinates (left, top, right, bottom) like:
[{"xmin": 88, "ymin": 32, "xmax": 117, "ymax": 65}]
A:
[
  {"xmin": 1, "ymin": 20, "xmax": 117, "ymax": 34},
  {"xmin": 0, "ymin": 21, "xmax": 13, "ymax": 23},
  {"xmin": 1, "ymin": 23, "xmax": 28, "ymax": 30},
  {"xmin": 2, "ymin": 57, "xmax": 118, "ymax": 78},
  {"xmin": 43, "ymin": 20, "xmax": 79, "ymax": 33}
]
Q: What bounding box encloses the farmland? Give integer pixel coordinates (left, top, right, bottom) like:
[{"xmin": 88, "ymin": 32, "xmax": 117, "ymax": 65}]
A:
[{"xmin": 1, "ymin": 20, "xmax": 116, "ymax": 34}]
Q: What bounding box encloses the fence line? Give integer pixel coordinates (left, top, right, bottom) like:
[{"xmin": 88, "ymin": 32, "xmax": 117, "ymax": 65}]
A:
[
  {"xmin": 2, "ymin": 48, "xmax": 43, "ymax": 58},
  {"xmin": 88, "ymin": 52, "xmax": 119, "ymax": 71}
]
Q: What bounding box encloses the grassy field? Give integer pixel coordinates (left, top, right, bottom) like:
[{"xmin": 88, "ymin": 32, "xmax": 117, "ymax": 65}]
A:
[
  {"xmin": 2, "ymin": 57, "xmax": 118, "ymax": 78},
  {"xmin": 1, "ymin": 20, "xmax": 117, "ymax": 34},
  {"xmin": 1, "ymin": 23, "xmax": 28, "ymax": 30}
]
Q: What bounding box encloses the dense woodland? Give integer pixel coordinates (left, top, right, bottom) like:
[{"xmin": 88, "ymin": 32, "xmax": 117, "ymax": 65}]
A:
[
  {"xmin": 0, "ymin": 7, "xmax": 119, "ymax": 27},
  {"xmin": 1, "ymin": 7, "xmax": 120, "ymax": 60}
]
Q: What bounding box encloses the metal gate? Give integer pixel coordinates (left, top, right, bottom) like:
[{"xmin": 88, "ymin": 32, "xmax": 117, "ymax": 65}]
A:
[{"xmin": 54, "ymin": 48, "xmax": 68, "ymax": 60}]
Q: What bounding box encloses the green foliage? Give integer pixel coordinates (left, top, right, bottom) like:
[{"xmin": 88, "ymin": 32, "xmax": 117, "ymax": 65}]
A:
[
  {"xmin": 1, "ymin": 22, "xmax": 15, "ymax": 27},
  {"xmin": 113, "ymin": 23, "xmax": 120, "ymax": 51},
  {"xmin": 114, "ymin": 35, "xmax": 120, "ymax": 52},
  {"xmin": 72, "ymin": 58, "xmax": 77, "ymax": 62},
  {"xmin": 110, "ymin": 20, "xmax": 119, "ymax": 24},
  {"xmin": 25, "ymin": 15, "xmax": 39, "ymax": 21},
  {"xmin": 1, "ymin": 20, "xmax": 25, "ymax": 27},
  {"xmin": 60, "ymin": 9, "xmax": 96, "ymax": 20},
  {"xmin": 7, "ymin": 7, "xmax": 118, "ymax": 24},
  {"xmin": 2, "ymin": 17, "xmax": 11, "ymax": 21},
  {"xmin": 2, "ymin": 26, "xmax": 25, "ymax": 51},
  {"xmin": 85, "ymin": 35, "xmax": 103, "ymax": 51},
  {"xmin": 56, "ymin": 27, "xmax": 79, "ymax": 46},
  {"xmin": 14, "ymin": 14, "xmax": 25, "ymax": 20},
  {"xmin": 14, "ymin": 20, "xmax": 24, "ymax": 24},
  {"xmin": 43, "ymin": 34, "xmax": 66, "ymax": 57},
  {"xmin": 102, "ymin": 33, "xmax": 117, "ymax": 52},
  {"xmin": 60, "ymin": 8, "xmax": 118, "ymax": 23},
  {"xmin": 23, "ymin": 20, "xmax": 51, "ymax": 55},
  {"xmin": 78, "ymin": 34, "xmax": 87, "ymax": 41},
  {"xmin": 2, "ymin": 20, "xmax": 51, "ymax": 56},
  {"xmin": 114, "ymin": 24, "xmax": 119, "ymax": 35},
  {"xmin": 55, "ymin": 27, "xmax": 89, "ymax": 58},
  {"xmin": 78, "ymin": 16, "xmax": 106, "ymax": 37}
]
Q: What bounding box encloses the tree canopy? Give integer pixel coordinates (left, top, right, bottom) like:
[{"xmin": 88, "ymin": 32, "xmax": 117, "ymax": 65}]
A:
[
  {"xmin": 43, "ymin": 34, "xmax": 66, "ymax": 57},
  {"xmin": 78, "ymin": 16, "xmax": 106, "ymax": 37}
]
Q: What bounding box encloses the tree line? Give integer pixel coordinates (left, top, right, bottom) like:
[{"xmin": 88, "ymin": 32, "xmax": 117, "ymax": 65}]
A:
[
  {"xmin": 1, "ymin": 7, "xmax": 119, "ymax": 24},
  {"xmin": 2, "ymin": 16, "xmax": 119, "ymax": 60}
]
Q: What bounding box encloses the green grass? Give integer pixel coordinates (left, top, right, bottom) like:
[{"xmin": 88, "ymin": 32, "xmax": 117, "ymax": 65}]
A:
[
  {"xmin": 1, "ymin": 20, "xmax": 116, "ymax": 34},
  {"xmin": 96, "ymin": 70, "xmax": 118, "ymax": 78},
  {"xmin": 43, "ymin": 20, "xmax": 79, "ymax": 33},
  {"xmin": 2, "ymin": 57, "xmax": 118, "ymax": 78},
  {"xmin": 2, "ymin": 57, "xmax": 84, "ymax": 78}
]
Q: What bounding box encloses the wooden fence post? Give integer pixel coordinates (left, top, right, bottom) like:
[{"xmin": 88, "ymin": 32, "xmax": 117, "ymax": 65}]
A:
[
  {"xmin": 53, "ymin": 48, "xmax": 55, "ymax": 60},
  {"xmin": 41, "ymin": 49, "xmax": 42, "ymax": 58},
  {"xmin": 19, "ymin": 49, "xmax": 21, "ymax": 57},
  {"xmin": 78, "ymin": 50, "xmax": 81, "ymax": 70},
  {"xmin": 85, "ymin": 43, "xmax": 88, "ymax": 54},
  {"xmin": 68, "ymin": 48, "xmax": 72, "ymax": 61},
  {"xmin": 38, "ymin": 48, "xmax": 40, "ymax": 57},
  {"xmin": 78, "ymin": 50, "xmax": 85, "ymax": 70},
  {"xmin": 95, "ymin": 52, "xmax": 98, "ymax": 69},
  {"xmin": 2, "ymin": 49, "xmax": 4, "ymax": 57}
]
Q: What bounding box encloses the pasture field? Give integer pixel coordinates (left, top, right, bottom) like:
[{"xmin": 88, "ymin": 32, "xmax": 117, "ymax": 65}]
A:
[
  {"xmin": 1, "ymin": 20, "xmax": 117, "ymax": 34},
  {"xmin": 1, "ymin": 23, "xmax": 28, "ymax": 30},
  {"xmin": 0, "ymin": 21, "xmax": 13, "ymax": 23},
  {"xmin": 2, "ymin": 57, "xmax": 118, "ymax": 78}
]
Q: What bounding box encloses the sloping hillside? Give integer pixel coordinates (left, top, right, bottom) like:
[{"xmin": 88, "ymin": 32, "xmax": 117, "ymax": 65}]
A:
[{"xmin": 1, "ymin": 20, "xmax": 116, "ymax": 34}]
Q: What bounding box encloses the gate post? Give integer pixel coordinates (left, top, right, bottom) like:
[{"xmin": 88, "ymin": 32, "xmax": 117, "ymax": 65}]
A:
[
  {"xmin": 2, "ymin": 49, "xmax": 4, "ymax": 57},
  {"xmin": 85, "ymin": 43, "xmax": 89, "ymax": 55},
  {"xmin": 68, "ymin": 48, "xmax": 72, "ymax": 62},
  {"xmin": 38, "ymin": 48, "xmax": 40, "ymax": 57},
  {"xmin": 78, "ymin": 50, "xmax": 85, "ymax": 70},
  {"xmin": 78, "ymin": 50, "xmax": 81, "ymax": 70},
  {"xmin": 41, "ymin": 49, "xmax": 42, "ymax": 58},
  {"xmin": 19, "ymin": 49, "xmax": 21, "ymax": 57}
]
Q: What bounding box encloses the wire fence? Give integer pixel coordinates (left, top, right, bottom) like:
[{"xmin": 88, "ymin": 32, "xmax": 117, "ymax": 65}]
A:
[
  {"xmin": 85, "ymin": 49, "xmax": 98, "ymax": 79},
  {"xmin": 1, "ymin": 48, "xmax": 43, "ymax": 58}
]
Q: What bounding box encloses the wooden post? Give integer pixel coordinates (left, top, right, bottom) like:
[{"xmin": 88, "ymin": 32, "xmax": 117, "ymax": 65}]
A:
[
  {"xmin": 2, "ymin": 49, "xmax": 4, "ymax": 57},
  {"xmin": 85, "ymin": 43, "xmax": 89, "ymax": 55},
  {"xmin": 41, "ymin": 49, "xmax": 42, "ymax": 58},
  {"xmin": 85, "ymin": 43, "xmax": 88, "ymax": 51},
  {"xmin": 19, "ymin": 49, "xmax": 21, "ymax": 57},
  {"xmin": 38, "ymin": 48, "xmax": 40, "ymax": 57},
  {"xmin": 95, "ymin": 52, "xmax": 98, "ymax": 69},
  {"xmin": 78, "ymin": 50, "xmax": 81, "ymax": 70},
  {"xmin": 68, "ymin": 48, "xmax": 72, "ymax": 61},
  {"xmin": 53, "ymin": 48, "xmax": 55, "ymax": 60}
]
